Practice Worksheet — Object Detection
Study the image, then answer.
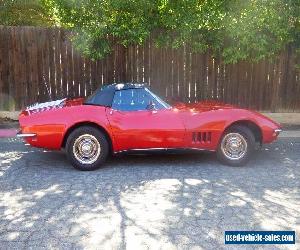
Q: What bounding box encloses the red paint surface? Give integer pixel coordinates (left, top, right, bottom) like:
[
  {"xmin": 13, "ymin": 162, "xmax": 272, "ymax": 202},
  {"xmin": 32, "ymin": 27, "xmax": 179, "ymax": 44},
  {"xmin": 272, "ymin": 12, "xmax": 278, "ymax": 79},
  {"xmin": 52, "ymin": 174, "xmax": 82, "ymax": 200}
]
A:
[
  {"xmin": 19, "ymin": 99, "xmax": 282, "ymax": 152},
  {"xmin": 107, "ymin": 108, "xmax": 186, "ymax": 151},
  {"xmin": 0, "ymin": 129, "xmax": 17, "ymax": 138}
]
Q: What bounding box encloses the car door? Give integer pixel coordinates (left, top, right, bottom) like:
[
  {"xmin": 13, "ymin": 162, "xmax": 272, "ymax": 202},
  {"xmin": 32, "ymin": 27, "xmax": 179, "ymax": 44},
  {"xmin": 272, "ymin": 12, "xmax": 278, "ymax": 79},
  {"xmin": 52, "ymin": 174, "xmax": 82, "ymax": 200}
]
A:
[{"xmin": 106, "ymin": 88, "xmax": 186, "ymax": 152}]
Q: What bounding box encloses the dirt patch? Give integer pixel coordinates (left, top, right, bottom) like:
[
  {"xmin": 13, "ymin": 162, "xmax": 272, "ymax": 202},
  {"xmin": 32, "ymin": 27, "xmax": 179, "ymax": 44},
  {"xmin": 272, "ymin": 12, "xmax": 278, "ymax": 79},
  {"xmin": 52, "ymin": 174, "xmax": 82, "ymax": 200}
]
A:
[
  {"xmin": 0, "ymin": 117, "xmax": 19, "ymax": 129},
  {"xmin": 282, "ymin": 124, "xmax": 300, "ymax": 131},
  {"xmin": 0, "ymin": 117, "xmax": 14, "ymax": 123}
]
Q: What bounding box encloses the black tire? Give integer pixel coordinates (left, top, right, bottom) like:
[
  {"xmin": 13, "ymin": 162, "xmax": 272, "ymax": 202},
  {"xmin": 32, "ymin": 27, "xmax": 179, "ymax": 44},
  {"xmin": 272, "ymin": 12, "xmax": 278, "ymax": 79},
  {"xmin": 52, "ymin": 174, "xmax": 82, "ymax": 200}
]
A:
[
  {"xmin": 66, "ymin": 126, "xmax": 109, "ymax": 171},
  {"xmin": 217, "ymin": 125, "xmax": 255, "ymax": 166}
]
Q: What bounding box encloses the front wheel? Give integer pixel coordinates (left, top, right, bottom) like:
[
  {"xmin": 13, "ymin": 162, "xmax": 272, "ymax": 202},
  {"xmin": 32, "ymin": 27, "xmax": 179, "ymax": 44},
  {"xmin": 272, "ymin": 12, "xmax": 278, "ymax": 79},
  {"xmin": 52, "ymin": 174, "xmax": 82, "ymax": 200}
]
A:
[
  {"xmin": 66, "ymin": 126, "xmax": 109, "ymax": 171},
  {"xmin": 217, "ymin": 125, "xmax": 255, "ymax": 166}
]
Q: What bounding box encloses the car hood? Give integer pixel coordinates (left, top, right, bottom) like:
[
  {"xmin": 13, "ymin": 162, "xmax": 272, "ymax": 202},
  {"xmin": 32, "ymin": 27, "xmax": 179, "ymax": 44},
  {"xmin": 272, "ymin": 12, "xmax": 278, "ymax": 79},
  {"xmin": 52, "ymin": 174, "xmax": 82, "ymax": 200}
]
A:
[
  {"xmin": 21, "ymin": 97, "xmax": 85, "ymax": 116},
  {"xmin": 173, "ymin": 100, "xmax": 282, "ymax": 129},
  {"xmin": 173, "ymin": 100, "xmax": 235, "ymax": 112}
]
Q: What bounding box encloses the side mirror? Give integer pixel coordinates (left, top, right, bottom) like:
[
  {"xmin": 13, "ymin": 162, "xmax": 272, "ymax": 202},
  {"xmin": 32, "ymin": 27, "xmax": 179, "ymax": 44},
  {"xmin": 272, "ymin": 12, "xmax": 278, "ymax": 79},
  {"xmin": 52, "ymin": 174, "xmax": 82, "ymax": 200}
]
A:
[{"xmin": 146, "ymin": 101, "xmax": 156, "ymax": 111}]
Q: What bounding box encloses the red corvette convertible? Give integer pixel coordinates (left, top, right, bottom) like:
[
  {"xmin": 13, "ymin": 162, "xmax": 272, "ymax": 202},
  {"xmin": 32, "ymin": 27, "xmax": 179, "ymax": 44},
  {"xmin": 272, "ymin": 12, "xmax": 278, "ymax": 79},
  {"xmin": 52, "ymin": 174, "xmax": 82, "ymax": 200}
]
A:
[{"xmin": 18, "ymin": 83, "xmax": 282, "ymax": 170}]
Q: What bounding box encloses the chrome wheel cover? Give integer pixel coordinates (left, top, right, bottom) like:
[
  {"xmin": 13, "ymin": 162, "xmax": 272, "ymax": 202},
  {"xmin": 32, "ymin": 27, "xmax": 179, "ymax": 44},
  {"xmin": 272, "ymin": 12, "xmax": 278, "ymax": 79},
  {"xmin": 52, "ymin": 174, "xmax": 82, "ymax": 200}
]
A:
[
  {"xmin": 73, "ymin": 134, "xmax": 101, "ymax": 164},
  {"xmin": 221, "ymin": 133, "xmax": 247, "ymax": 160}
]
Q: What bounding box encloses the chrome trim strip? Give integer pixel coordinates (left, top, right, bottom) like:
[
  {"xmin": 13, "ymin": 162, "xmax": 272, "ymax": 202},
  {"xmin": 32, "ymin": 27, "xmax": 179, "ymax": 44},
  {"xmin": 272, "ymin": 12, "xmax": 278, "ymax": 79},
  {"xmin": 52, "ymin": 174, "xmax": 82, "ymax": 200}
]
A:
[
  {"xmin": 16, "ymin": 133, "xmax": 36, "ymax": 138},
  {"xmin": 114, "ymin": 147, "xmax": 215, "ymax": 154},
  {"xmin": 274, "ymin": 129, "xmax": 282, "ymax": 133},
  {"xmin": 26, "ymin": 98, "xmax": 66, "ymax": 111}
]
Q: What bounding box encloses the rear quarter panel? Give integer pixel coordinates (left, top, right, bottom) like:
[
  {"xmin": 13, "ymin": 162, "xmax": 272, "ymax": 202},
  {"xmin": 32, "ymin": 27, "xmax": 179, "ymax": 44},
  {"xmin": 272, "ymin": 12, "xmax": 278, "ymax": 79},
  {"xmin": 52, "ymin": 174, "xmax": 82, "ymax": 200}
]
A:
[{"xmin": 19, "ymin": 105, "xmax": 112, "ymax": 150}]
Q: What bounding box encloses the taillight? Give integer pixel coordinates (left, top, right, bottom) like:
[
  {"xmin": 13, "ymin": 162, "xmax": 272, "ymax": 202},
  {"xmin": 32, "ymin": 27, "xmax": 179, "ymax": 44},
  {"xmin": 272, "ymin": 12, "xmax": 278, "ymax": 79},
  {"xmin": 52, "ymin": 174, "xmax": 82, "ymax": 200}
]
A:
[{"xmin": 20, "ymin": 110, "xmax": 29, "ymax": 116}]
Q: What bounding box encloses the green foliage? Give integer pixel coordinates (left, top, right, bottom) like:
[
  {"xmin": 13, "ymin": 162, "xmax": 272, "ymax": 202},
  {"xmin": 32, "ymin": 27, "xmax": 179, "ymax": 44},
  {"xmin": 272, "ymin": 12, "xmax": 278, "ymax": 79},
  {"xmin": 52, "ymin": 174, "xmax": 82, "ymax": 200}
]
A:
[
  {"xmin": 2, "ymin": 0, "xmax": 300, "ymax": 63},
  {"xmin": 0, "ymin": 0, "xmax": 53, "ymax": 26},
  {"xmin": 41, "ymin": 0, "xmax": 159, "ymax": 59},
  {"xmin": 222, "ymin": 0, "xmax": 298, "ymax": 63}
]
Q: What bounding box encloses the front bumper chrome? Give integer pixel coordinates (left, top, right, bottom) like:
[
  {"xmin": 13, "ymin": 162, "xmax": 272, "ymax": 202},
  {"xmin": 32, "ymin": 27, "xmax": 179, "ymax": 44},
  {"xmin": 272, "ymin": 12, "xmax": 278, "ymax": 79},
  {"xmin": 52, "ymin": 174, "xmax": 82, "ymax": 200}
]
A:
[
  {"xmin": 274, "ymin": 129, "xmax": 283, "ymax": 136},
  {"xmin": 16, "ymin": 131, "xmax": 36, "ymax": 138}
]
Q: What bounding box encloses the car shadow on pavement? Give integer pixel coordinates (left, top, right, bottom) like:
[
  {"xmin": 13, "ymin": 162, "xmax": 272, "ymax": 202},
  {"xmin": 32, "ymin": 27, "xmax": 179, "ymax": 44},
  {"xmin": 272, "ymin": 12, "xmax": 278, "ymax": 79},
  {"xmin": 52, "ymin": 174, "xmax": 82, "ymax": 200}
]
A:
[{"xmin": 0, "ymin": 138, "xmax": 299, "ymax": 249}]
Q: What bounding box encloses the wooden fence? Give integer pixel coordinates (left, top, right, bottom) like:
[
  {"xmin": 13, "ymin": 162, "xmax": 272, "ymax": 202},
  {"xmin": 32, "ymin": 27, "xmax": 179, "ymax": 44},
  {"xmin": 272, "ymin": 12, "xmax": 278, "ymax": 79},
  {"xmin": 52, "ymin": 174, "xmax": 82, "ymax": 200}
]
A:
[{"xmin": 0, "ymin": 26, "xmax": 299, "ymax": 111}]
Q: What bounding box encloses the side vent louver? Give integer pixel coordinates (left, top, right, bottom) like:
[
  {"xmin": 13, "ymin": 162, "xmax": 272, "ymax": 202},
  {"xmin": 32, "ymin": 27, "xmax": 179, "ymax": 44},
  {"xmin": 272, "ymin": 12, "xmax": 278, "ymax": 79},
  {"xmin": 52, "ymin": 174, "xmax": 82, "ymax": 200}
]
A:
[{"xmin": 192, "ymin": 132, "xmax": 212, "ymax": 143}]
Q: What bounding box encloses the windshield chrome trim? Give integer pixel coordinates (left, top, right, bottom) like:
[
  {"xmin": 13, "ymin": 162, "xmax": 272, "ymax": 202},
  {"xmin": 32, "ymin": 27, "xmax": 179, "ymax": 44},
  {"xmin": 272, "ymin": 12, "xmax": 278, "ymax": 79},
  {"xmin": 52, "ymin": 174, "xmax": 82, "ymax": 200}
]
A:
[{"xmin": 144, "ymin": 88, "xmax": 171, "ymax": 109}]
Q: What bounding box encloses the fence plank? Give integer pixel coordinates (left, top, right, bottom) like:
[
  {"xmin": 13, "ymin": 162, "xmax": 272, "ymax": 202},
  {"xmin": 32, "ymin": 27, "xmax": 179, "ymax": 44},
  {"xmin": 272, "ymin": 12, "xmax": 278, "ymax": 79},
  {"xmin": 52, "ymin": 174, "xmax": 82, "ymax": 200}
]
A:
[
  {"xmin": 0, "ymin": 26, "xmax": 4, "ymax": 109},
  {"xmin": 0, "ymin": 26, "xmax": 299, "ymax": 111},
  {"xmin": 7, "ymin": 27, "xmax": 15, "ymax": 110}
]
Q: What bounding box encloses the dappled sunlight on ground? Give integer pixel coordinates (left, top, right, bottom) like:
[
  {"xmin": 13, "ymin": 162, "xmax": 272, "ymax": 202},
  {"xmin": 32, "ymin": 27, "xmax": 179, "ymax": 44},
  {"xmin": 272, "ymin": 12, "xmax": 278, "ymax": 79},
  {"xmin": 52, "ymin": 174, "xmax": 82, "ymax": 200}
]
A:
[
  {"xmin": 0, "ymin": 151, "xmax": 23, "ymax": 176},
  {"xmin": 0, "ymin": 138, "xmax": 299, "ymax": 249}
]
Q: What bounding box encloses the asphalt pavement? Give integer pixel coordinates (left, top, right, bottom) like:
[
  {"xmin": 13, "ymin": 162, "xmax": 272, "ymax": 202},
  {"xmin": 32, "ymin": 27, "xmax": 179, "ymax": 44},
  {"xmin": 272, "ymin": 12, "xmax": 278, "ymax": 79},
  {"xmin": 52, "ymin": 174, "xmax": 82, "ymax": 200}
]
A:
[{"xmin": 0, "ymin": 136, "xmax": 299, "ymax": 249}]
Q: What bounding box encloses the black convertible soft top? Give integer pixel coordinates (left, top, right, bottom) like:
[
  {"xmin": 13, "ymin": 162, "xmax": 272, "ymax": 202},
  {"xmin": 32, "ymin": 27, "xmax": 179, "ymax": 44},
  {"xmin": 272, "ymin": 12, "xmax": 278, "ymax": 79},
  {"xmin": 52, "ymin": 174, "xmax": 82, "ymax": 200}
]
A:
[{"xmin": 84, "ymin": 83, "xmax": 145, "ymax": 107}]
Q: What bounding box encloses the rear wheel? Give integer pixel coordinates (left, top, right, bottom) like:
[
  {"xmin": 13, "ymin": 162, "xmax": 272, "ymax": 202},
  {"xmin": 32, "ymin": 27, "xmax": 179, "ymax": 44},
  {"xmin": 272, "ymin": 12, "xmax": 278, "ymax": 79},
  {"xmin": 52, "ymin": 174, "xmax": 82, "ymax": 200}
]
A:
[
  {"xmin": 66, "ymin": 126, "xmax": 109, "ymax": 171},
  {"xmin": 217, "ymin": 125, "xmax": 255, "ymax": 166}
]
